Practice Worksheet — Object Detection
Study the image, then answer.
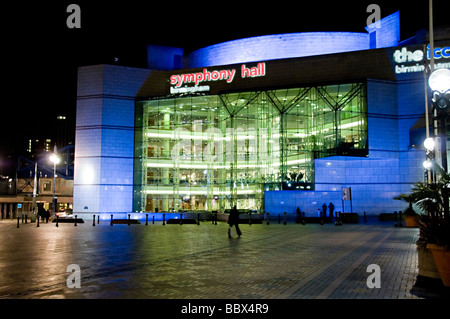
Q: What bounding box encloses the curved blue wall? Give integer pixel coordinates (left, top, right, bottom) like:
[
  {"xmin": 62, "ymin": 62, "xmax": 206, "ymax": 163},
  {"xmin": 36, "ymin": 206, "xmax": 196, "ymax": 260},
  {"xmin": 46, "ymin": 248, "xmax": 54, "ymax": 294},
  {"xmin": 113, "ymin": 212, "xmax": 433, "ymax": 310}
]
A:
[
  {"xmin": 184, "ymin": 11, "xmax": 400, "ymax": 68},
  {"xmin": 186, "ymin": 32, "xmax": 370, "ymax": 68}
]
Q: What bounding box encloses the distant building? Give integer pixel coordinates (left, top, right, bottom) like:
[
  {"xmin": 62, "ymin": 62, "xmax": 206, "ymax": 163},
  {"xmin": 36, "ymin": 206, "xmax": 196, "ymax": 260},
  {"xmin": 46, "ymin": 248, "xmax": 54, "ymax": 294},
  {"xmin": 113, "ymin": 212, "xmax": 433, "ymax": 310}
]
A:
[{"xmin": 55, "ymin": 115, "xmax": 75, "ymax": 150}]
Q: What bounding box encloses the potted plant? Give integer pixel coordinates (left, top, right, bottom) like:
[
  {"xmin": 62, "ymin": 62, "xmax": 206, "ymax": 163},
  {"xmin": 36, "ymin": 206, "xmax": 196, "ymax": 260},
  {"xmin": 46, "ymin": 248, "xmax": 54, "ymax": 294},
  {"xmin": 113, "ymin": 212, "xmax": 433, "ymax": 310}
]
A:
[
  {"xmin": 408, "ymin": 172, "xmax": 450, "ymax": 287},
  {"xmin": 393, "ymin": 194, "xmax": 420, "ymax": 227}
]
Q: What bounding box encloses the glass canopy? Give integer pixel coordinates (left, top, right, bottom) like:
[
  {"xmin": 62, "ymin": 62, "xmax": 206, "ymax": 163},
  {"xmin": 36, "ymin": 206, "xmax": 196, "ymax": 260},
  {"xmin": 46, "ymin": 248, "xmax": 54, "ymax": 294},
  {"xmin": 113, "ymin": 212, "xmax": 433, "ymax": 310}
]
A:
[{"xmin": 134, "ymin": 83, "xmax": 367, "ymax": 213}]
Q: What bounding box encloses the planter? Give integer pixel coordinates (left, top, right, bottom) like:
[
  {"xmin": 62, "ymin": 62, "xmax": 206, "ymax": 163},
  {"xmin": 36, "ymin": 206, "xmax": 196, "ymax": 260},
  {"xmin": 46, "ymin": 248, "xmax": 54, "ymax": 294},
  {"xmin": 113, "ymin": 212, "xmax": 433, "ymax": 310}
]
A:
[
  {"xmin": 427, "ymin": 244, "xmax": 450, "ymax": 287},
  {"xmin": 417, "ymin": 242, "xmax": 441, "ymax": 280},
  {"xmin": 404, "ymin": 215, "xmax": 419, "ymax": 228}
]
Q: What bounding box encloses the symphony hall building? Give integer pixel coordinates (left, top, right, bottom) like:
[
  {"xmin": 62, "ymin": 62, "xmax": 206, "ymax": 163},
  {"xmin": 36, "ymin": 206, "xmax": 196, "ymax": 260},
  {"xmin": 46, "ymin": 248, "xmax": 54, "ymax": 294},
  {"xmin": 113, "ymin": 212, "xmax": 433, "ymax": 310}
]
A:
[{"xmin": 73, "ymin": 12, "xmax": 450, "ymax": 218}]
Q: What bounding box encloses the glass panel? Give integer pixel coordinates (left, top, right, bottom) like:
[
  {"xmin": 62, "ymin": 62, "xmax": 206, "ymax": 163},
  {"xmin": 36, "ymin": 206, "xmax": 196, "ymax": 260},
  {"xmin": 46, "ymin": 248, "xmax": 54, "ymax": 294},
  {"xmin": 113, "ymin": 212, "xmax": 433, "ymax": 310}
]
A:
[{"xmin": 134, "ymin": 83, "xmax": 367, "ymax": 212}]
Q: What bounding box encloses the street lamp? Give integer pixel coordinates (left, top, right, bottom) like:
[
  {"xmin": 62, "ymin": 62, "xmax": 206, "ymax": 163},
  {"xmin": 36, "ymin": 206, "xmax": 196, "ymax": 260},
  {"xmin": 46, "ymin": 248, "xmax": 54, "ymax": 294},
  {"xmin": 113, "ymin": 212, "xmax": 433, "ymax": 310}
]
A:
[
  {"xmin": 49, "ymin": 152, "xmax": 60, "ymax": 220},
  {"xmin": 429, "ymin": 69, "xmax": 450, "ymax": 94},
  {"xmin": 424, "ymin": 137, "xmax": 435, "ymax": 151},
  {"xmin": 428, "ymin": 69, "xmax": 450, "ymax": 174}
]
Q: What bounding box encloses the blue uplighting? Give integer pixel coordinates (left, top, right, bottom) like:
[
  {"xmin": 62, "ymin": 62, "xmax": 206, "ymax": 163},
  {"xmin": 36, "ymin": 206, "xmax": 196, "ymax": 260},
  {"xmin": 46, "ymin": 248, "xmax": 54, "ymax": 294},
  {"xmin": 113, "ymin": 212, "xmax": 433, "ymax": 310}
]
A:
[{"xmin": 185, "ymin": 12, "xmax": 400, "ymax": 68}]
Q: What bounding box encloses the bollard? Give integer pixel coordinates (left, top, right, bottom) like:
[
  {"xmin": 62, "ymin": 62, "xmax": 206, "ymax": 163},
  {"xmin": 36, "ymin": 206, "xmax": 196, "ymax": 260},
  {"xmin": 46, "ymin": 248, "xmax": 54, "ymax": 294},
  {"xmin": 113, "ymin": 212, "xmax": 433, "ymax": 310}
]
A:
[
  {"xmin": 163, "ymin": 213, "xmax": 165, "ymax": 226},
  {"xmin": 56, "ymin": 215, "xmax": 59, "ymax": 227},
  {"xmin": 152, "ymin": 216, "xmax": 155, "ymax": 224},
  {"xmin": 17, "ymin": 216, "xmax": 19, "ymax": 228},
  {"xmin": 97, "ymin": 215, "xmax": 100, "ymax": 225},
  {"xmin": 128, "ymin": 214, "xmax": 131, "ymax": 226},
  {"xmin": 74, "ymin": 215, "xmax": 78, "ymax": 227},
  {"xmin": 266, "ymin": 212, "xmax": 270, "ymax": 225},
  {"xmin": 110, "ymin": 214, "xmax": 113, "ymax": 226},
  {"xmin": 335, "ymin": 211, "xmax": 342, "ymax": 225},
  {"xmin": 92, "ymin": 215, "xmax": 96, "ymax": 227},
  {"xmin": 145, "ymin": 213, "xmax": 148, "ymax": 226},
  {"xmin": 36, "ymin": 215, "xmax": 40, "ymax": 227},
  {"xmin": 283, "ymin": 212, "xmax": 287, "ymax": 225},
  {"xmin": 180, "ymin": 213, "xmax": 183, "ymax": 225}
]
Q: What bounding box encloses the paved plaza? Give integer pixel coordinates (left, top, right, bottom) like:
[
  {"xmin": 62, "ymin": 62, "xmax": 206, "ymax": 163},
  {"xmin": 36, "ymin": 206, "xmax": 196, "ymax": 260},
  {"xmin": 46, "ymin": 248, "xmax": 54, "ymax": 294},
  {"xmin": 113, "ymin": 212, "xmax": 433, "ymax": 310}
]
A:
[{"xmin": 1, "ymin": 216, "xmax": 437, "ymax": 301}]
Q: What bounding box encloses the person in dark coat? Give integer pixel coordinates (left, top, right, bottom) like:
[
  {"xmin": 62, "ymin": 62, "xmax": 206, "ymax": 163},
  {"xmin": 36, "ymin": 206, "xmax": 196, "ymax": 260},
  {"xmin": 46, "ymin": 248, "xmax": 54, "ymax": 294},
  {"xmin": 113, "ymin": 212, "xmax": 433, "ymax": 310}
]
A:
[
  {"xmin": 296, "ymin": 207, "xmax": 301, "ymax": 223},
  {"xmin": 44, "ymin": 209, "xmax": 50, "ymax": 223},
  {"xmin": 38, "ymin": 205, "xmax": 45, "ymax": 222},
  {"xmin": 328, "ymin": 202, "xmax": 335, "ymax": 218},
  {"xmin": 228, "ymin": 205, "xmax": 242, "ymax": 238},
  {"xmin": 322, "ymin": 203, "xmax": 327, "ymax": 218}
]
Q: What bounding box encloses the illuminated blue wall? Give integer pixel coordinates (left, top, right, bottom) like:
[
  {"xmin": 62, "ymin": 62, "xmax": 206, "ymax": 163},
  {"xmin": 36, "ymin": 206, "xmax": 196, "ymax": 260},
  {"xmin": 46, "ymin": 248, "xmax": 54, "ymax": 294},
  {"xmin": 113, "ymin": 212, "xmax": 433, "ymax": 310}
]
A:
[
  {"xmin": 185, "ymin": 12, "xmax": 400, "ymax": 68},
  {"xmin": 264, "ymin": 76, "xmax": 426, "ymax": 217},
  {"xmin": 186, "ymin": 32, "xmax": 370, "ymax": 68},
  {"xmin": 73, "ymin": 65, "xmax": 151, "ymax": 215},
  {"xmin": 365, "ymin": 11, "xmax": 400, "ymax": 49}
]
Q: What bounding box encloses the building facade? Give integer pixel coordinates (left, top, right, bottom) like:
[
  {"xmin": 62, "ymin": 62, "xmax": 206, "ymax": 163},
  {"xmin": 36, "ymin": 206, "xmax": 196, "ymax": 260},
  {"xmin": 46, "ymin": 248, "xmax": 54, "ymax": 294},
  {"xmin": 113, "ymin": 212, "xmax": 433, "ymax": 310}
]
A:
[{"xmin": 73, "ymin": 12, "xmax": 450, "ymax": 217}]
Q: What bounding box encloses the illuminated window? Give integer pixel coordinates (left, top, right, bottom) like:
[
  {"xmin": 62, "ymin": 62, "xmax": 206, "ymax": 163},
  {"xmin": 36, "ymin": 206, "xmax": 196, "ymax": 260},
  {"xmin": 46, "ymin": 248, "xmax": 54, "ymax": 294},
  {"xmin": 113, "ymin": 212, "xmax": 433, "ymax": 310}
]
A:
[{"xmin": 134, "ymin": 83, "xmax": 367, "ymax": 212}]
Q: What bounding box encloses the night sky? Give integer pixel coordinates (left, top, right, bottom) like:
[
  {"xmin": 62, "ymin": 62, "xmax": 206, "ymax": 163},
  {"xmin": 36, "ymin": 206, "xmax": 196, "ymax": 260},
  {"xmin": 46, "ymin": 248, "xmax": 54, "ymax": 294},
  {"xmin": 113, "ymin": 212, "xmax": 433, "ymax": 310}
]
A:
[{"xmin": 2, "ymin": 0, "xmax": 449, "ymax": 175}]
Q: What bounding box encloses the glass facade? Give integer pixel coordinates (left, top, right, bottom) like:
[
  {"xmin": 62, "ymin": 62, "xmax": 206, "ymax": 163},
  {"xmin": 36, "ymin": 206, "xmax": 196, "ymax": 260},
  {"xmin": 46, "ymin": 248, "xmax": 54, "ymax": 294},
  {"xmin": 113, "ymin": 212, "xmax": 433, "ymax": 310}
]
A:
[{"xmin": 134, "ymin": 83, "xmax": 367, "ymax": 213}]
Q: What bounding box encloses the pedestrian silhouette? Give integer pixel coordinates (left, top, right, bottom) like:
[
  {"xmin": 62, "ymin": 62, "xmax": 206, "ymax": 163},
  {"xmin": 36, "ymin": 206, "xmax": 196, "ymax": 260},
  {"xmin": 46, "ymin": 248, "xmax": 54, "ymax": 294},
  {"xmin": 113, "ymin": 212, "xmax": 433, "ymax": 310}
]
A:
[
  {"xmin": 328, "ymin": 202, "xmax": 335, "ymax": 218},
  {"xmin": 322, "ymin": 203, "xmax": 327, "ymax": 216},
  {"xmin": 38, "ymin": 205, "xmax": 45, "ymax": 222},
  {"xmin": 45, "ymin": 209, "xmax": 50, "ymax": 223},
  {"xmin": 228, "ymin": 205, "xmax": 242, "ymax": 238}
]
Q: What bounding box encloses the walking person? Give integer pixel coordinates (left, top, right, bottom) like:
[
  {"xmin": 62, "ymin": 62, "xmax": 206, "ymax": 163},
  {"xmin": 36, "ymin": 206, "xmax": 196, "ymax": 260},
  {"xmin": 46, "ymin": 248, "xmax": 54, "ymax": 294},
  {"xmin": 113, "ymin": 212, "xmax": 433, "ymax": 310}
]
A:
[{"xmin": 228, "ymin": 205, "xmax": 242, "ymax": 238}]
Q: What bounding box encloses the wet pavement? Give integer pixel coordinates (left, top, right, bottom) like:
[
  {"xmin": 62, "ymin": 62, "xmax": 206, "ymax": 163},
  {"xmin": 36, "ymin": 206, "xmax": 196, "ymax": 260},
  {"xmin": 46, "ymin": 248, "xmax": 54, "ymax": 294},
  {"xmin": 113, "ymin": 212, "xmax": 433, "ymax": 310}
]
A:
[{"xmin": 0, "ymin": 217, "xmax": 430, "ymax": 301}]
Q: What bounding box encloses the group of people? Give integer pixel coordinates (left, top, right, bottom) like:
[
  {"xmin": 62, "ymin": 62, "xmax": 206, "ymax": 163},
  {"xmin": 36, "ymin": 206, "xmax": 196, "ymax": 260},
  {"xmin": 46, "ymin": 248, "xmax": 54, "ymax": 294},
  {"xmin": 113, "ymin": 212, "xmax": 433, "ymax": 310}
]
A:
[
  {"xmin": 318, "ymin": 202, "xmax": 335, "ymax": 218},
  {"xmin": 37, "ymin": 205, "xmax": 51, "ymax": 223},
  {"xmin": 227, "ymin": 202, "xmax": 337, "ymax": 238}
]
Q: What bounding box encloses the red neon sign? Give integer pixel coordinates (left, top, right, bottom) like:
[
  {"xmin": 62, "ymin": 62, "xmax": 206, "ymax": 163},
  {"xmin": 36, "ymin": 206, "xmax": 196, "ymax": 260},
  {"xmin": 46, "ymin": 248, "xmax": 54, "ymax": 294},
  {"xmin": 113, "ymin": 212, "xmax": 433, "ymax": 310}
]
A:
[{"xmin": 170, "ymin": 63, "xmax": 266, "ymax": 88}]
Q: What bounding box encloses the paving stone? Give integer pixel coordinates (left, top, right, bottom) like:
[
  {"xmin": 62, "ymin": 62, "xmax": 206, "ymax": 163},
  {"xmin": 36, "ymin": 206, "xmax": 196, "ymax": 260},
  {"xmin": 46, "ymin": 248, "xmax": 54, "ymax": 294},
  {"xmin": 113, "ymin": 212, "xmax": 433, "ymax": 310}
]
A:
[{"xmin": 0, "ymin": 220, "xmax": 428, "ymax": 299}]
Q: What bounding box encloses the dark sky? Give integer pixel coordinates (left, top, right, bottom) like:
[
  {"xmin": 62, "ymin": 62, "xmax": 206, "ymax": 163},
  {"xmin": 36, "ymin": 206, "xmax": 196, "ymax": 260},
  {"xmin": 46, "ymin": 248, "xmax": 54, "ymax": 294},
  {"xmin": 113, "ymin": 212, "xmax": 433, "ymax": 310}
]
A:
[{"xmin": 2, "ymin": 0, "xmax": 449, "ymax": 174}]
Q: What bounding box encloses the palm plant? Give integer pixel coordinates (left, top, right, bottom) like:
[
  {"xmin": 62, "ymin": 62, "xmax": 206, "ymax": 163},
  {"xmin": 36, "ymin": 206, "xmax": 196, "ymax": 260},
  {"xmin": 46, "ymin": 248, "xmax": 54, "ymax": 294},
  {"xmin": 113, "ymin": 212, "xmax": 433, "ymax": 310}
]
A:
[{"xmin": 408, "ymin": 172, "xmax": 450, "ymax": 247}]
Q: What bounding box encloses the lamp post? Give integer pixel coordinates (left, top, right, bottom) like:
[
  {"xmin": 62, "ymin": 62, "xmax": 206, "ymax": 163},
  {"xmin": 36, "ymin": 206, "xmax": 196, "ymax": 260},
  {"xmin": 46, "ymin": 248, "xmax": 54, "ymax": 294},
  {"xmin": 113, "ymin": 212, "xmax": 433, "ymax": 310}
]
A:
[
  {"xmin": 49, "ymin": 148, "xmax": 60, "ymax": 220},
  {"xmin": 428, "ymin": 69, "xmax": 450, "ymax": 174},
  {"xmin": 423, "ymin": 137, "xmax": 435, "ymax": 175}
]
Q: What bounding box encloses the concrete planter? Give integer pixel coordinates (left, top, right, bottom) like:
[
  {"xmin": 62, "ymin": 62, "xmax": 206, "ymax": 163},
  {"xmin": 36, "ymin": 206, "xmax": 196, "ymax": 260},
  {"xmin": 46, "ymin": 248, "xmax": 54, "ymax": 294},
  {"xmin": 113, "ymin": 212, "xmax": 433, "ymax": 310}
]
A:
[
  {"xmin": 417, "ymin": 241, "xmax": 441, "ymax": 280},
  {"xmin": 427, "ymin": 244, "xmax": 450, "ymax": 287},
  {"xmin": 404, "ymin": 215, "xmax": 419, "ymax": 228}
]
